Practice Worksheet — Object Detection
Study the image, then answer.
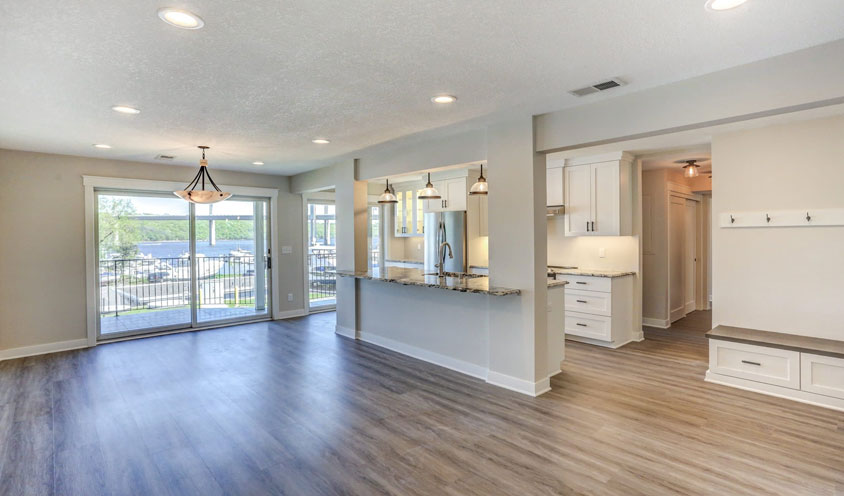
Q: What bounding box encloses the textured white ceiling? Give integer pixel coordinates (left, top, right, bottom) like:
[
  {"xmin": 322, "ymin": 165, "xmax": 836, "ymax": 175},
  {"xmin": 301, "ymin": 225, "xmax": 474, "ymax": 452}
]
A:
[{"xmin": 1, "ymin": 0, "xmax": 843, "ymax": 175}]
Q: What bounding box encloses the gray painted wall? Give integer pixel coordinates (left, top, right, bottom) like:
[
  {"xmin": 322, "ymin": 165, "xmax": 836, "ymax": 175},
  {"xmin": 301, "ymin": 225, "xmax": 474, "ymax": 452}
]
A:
[{"xmin": 0, "ymin": 149, "xmax": 304, "ymax": 351}]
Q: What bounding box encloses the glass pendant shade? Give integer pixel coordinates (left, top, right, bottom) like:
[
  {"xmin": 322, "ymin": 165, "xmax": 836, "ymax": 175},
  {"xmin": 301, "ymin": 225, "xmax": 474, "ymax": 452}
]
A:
[
  {"xmin": 174, "ymin": 146, "xmax": 232, "ymax": 204},
  {"xmin": 683, "ymin": 160, "xmax": 701, "ymax": 178},
  {"xmin": 417, "ymin": 173, "xmax": 441, "ymax": 199},
  {"xmin": 469, "ymin": 164, "xmax": 488, "ymax": 195},
  {"xmin": 377, "ymin": 179, "xmax": 398, "ymax": 204}
]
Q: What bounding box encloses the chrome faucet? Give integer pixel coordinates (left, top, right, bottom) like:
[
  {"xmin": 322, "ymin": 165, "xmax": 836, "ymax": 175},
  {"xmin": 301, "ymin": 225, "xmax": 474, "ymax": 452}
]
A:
[{"xmin": 436, "ymin": 241, "xmax": 453, "ymax": 277}]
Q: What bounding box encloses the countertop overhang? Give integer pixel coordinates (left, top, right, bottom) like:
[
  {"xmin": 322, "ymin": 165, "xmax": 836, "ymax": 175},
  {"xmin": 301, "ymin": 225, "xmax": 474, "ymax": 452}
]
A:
[{"xmin": 333, "ymin": 267, "xmax": 536, "ymax": 296}]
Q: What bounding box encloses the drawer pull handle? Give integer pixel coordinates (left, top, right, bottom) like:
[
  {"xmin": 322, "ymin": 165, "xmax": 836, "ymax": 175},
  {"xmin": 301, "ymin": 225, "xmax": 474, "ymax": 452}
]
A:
[
  {"xmin": 576, "ymin": 281, "xmax": 587, "ymax": 284},
  {"xmin": 741, "ymin": 360, "xmax": 761, "ymax": 366},
  {"xmin": 576, "ymin": 300, "xmax": 587, "ymax": 303},
  {"xmin": 576, "ymin": 323, "xmax": 587, "ymax": 327}
]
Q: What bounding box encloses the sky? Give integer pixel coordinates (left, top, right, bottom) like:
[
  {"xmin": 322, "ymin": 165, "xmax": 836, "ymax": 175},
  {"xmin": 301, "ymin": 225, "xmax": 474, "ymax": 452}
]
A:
[{"xmin": 100, "ymin": 193, "xmax": 257, "ymax": 216}]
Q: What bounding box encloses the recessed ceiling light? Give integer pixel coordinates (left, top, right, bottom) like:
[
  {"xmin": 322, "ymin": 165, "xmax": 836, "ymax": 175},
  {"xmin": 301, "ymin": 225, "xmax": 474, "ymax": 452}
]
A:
[
  {"xmin": 111, "ymin": 105, "xmax": 140, "ymax": 114},
  {"xmin": 93, "ymin": 144, "xmax": 112, "ymax": 149},
  {"xmin": 431, "ymin": 95, "xmax": 457, "ymax": 103},
  {"xmin": 252, "ymin": 161, "xmax": 264, "ymax": 165},
  {"xmin": 705, "ymin": 0, "xmax": 748, "ymax": 11},
  {"xmin": 431, "ymin": 95, "xmax": 457, "ymax": 104},
  {"xmin": 312, "ymin": 138, "xmax": 330, "ymax": 144},
  {"xmin": 157, "ymin": 8, "xmax": 205, "ymax": 29}
]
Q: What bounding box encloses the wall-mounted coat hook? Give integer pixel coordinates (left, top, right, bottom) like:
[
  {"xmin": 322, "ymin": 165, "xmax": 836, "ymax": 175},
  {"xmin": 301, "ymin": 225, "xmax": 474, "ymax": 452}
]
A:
[
  {"xmin": 730, "ymin": 215, "xmax": 735, "ymax": 224},
  {"xmin": 806, "ymin": 212, "xmax": 812, "ymax": 222},
  {"xmin": 766, "ymin": 213, "xmax": 771, "ymax": 223}
]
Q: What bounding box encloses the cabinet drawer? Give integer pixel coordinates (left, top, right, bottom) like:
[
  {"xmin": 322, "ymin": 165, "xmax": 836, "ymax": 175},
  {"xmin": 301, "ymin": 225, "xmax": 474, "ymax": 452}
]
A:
[
  {"xmin": 565, "ymin": 311, "xmax": 611, "ymax": 341},
  {"xmin": 556, "ymin": 275, "xmax": 611, "ymax": 293},
  {"xmin": 565, "ymin": 288, "xmax": 611, "ymax": 316},
  {"xmin": 709, "ymin": 340, "xmax": 800, "ymax": 389},
  {"xmin": 801, "ymin": 353, "xmax": 844, "ymax": 400}
]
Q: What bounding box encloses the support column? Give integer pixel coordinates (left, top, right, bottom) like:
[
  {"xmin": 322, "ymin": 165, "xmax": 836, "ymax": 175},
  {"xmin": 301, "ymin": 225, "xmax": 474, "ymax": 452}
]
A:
[
  {"xmin": 485, "ymin": 116, "xmax": 550, "ymax": 395},
  {"xmin": 334, "ymin": 159, "xmax": 368, "ymax": 338}
]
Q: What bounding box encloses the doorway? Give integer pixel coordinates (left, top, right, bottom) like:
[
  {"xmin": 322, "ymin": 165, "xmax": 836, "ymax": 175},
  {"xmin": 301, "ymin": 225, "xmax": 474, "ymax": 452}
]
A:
[
  {"xmin": 669, "ymin": 194, "xmax": 700, "ymax": 323},
  {"xmin": 305, "ymin": 200, "xmax": 336, "ymax": 311},
  {"xmin": 95, "ymin": 190, "xmax": 271, "ymax": 339}
]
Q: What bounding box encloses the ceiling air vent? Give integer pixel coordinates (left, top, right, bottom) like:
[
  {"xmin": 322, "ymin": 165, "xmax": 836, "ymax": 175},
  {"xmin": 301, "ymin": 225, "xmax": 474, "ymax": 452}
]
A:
[
  {"xmin": 569, "ymin": 78, "xmax": 626, "ymax": 97},
  {"xmin": 155, "ymin": 154, "xmax": 176, "ymax": 161}
]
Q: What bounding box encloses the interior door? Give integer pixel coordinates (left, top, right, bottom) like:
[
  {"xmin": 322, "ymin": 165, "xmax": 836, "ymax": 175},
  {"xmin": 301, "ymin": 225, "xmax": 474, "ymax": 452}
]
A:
[
  {"xmin": 564, "ymin": 165, "xmax": 592, "ymax": 236},
  {"xmin": 669, "ymin": 196, "xmax": 686, "ymax": 323},
  {"xmin": 591, "ymin": 161, "xmax": 619, "ymax": 235},
  {"xmin": 684, "ymin": 199, "xmax": 697, "ymax": 314}
]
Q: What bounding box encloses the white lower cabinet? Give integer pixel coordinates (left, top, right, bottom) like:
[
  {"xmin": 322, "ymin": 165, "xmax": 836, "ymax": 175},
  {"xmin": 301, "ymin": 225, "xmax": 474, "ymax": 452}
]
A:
[
  {"xmin": 708, "ymin": 340, "xmax": 800, "ymax": 390},
  {"xmin": 706, "ymin": 337, "xmax": 844, "ymax": 411},
  {"xmin": 801, "ymin": 353, "xmax": 844, "ymax": 400},
  {"xmin": 565, "ymin": 311, "xmax": 611, "ymax": 341},
  {"xmin": 559, "ymin": 274, "xmax": 636, "ymax": 348}
]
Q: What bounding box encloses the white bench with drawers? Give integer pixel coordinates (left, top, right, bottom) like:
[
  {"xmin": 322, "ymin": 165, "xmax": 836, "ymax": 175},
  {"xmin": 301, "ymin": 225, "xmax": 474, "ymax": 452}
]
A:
[{"xmin": 705, "ymin": 325, "xmax": 844, "ymax": 412}]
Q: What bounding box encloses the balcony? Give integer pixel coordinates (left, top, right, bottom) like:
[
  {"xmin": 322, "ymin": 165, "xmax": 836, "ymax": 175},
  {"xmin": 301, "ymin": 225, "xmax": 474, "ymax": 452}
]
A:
[{"xmin": 99, "ymin": 255, "xmax": 267, "ymax": 335}]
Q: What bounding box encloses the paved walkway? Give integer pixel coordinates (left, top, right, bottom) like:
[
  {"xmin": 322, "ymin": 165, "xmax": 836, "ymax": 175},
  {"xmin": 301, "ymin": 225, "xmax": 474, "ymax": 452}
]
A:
[{"xmin": 101, "ymin": 307, "xmax": 266, "ymax": 335}]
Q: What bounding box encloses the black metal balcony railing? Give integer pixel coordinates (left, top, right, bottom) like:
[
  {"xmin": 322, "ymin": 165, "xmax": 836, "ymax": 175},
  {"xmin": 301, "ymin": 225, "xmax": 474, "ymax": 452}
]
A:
[
  {"xmin": 308, "ymin": 249, "xmax": 336, "ymax": 303},
  {"xmin": 99, "ymin": 255, "xmax": 260, "ymax": 316}
]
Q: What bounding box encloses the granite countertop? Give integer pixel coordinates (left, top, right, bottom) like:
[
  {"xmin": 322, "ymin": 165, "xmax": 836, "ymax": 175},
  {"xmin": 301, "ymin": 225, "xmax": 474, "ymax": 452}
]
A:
[
  {"xmin": 550, "ymin": 268, "xmax": 636, "ymax": 278},
  {"xmin": 333, "ymin": 267, "xmax": 520, "ymax": 296},
  {"xmin": 547, "ymin": 278, "xmax": 568, "ymax": 288},
  {"xmin": 385, "ymin": 259, "xmax": 424, "ymax": 265}
]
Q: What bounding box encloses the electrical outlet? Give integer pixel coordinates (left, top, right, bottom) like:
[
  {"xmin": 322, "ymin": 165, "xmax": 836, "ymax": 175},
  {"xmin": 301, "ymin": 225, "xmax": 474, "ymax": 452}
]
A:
[
  {"xmin": 287, "ymin": 293, "xmax": 294, "ymax": 302},
  {"xmin": 598, "ymin": 248, "xmax": 606, "ymax": 258}
]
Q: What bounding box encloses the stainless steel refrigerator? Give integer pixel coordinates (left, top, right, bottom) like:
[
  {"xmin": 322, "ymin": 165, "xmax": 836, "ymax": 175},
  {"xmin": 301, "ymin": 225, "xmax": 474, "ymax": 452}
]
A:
[{"xmin": 423, "ymin": 211, "xmax": 467, "ymax": 274}]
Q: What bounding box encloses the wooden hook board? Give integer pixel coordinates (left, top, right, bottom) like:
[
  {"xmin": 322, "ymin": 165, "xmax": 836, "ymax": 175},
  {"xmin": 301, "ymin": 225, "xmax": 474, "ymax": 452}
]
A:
[{"xmin": 719, "ymin": 208, "xmax": 844, "ymax": 228}]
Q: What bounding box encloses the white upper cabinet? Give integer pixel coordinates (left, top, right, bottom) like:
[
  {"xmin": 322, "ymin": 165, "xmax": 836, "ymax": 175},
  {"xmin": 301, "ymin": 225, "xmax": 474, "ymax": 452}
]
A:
[
  {"xmin": 546, "ymin": 166, "xmax": 564, "ymax": 207},
  {"xmin": 563, "ymin": 152, "xmax": 633, "ymax": 237},
  {"xmin": 564, "ymin": 164, "xmax": 592, "ymax": 236},
  {"xmin": 424, "ymin": 177, "xmax": 467, "ymax": 212}
]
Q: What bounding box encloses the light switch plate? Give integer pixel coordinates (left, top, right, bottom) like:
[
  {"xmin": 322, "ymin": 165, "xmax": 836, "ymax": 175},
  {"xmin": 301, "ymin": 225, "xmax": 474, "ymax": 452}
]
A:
[
  {"xmin": 281, "ymin": 245, "xmax": 292, "ymax": 254},
  {"xmin": 287, "ymin": 293, "xmax": 294, "ymax": 302},
  {"xmin": 598, "ymin": 247, "xmax": 606, "ymax": 258}
]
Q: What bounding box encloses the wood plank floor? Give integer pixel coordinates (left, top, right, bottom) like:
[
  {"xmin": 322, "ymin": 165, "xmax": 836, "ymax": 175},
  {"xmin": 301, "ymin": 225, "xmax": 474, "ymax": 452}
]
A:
[{"xmin": 1, "ymin": 310, "xmax": 842, "ymax": 495}]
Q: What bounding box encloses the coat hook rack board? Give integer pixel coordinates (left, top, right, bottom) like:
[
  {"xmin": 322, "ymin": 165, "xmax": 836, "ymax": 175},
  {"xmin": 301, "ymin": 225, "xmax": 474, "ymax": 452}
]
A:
[{"xmin": 719, "ymin": 208, "xmax": 844, "ymax": 228}]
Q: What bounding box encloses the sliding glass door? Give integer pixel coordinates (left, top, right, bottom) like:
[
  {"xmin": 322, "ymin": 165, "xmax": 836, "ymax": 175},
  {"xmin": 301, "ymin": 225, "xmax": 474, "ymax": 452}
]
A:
[{"xmin": 96, "ymin": 190, "xmax": 271, "ymax": 339}]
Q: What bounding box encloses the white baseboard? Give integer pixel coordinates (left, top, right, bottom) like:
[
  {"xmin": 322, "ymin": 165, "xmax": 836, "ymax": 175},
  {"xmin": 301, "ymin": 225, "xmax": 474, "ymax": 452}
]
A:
[
  {"xmin": 486, "ymin": 371, "xmax": 551, "ymax": 397},
  {"xmin": 335, "ymin": 325, "xmax": 358, "ymax": 339},
  {"xmin": 0, "ymin": 338, "xmax": 90, "ymax": 361},
  {"xmin": 359, "ymin": 332, "xmax": 487, "ymax": 380},
  {"xmin": 705, "ymin": 370, "xmax": 844, "ymax": 413},
  {"xmin": 566, "ymin": 335, "xmax": 640, "ymax": 349},
  {"xmin": 643, "ymin": 317, "xmax": 670, "ymax": 329},
  {"xmin": 274, "ymin": 308, "xmax": 307, "ymax": 319}
]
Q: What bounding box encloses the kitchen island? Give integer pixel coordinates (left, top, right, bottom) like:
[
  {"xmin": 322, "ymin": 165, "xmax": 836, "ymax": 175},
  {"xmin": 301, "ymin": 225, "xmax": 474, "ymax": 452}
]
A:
[{"xmin": 333, "ymin": 266, "xmax": 566, "ymax": 395}]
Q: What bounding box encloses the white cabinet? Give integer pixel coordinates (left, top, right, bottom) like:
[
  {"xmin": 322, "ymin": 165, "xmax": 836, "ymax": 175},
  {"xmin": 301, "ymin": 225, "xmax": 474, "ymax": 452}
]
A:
[
  {"xmin": 424, "ymin": 177, "xmax": 467, "ymax": 212},
  {"xmin": 547, "ymin": 286, "xmax": 565, "ymax": 375},
  {"xmin": 563, "ymin": 153, "xmax": 633, "ymax": 237},
  {"xmin": 801, "ymin": 353, "xmax": 844, "ymax": 400},
  {"xmin": 546, "ymin": 166, "xmax": 564, "ymax": 207},
  {"xmin": 705, "ymin": 331, "xmax": 844, "ymax": 411},
  {"xmin": 563, "ymin": 165, "xmax": 592, "ymax": 236},
  {"xmin": 559, "ymin": 273, "xmax": 637, "ymax": 348},
  {"xmin": 394, "ymin": 187, "xmax": 424, "ymax": 237},
  {"xmin": 709, "ymin": 340, "xmax": 800, "ymax": 390}
]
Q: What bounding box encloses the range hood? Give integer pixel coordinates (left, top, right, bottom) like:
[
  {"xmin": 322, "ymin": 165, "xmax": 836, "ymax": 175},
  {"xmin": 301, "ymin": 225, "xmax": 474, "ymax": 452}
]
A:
[{"xmin": 546, "ymin": 205, "xmax": 565, "ymax": 216}]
